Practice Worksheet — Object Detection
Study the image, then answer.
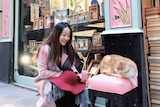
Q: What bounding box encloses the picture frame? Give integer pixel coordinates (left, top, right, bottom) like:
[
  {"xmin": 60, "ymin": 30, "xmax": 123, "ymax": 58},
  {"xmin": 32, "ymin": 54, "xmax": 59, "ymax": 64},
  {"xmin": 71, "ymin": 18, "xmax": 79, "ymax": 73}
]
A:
[
  {"xmin": 92, "ymin": 32, "xmax": 102, "ymax": 47},
  {"xmin": 53, "ymin": 8, "xmax": 69, "ymax": 25},
  {"xmin": 30, "ymin": 3, "xmax": 39, "ymax": 22},
  {"xmin": 68, "ymin": 0, "xmax": 86, "ymax": 14},
  {"xmin": 44, "ymin": 15, "xmax": 53, "ymax": 28},
  {"xmin": 77, "ymin": 12, "xmax": 90, "ymax": 23},
  {"xmin": 33, "ymin": 19, "xmax": 39, "ymax": 30},
  {"xmin": 38, "ymin": 17, "xmax": 44, "ymax": 29},
  {"xmin": 39, "ymin": 0, "xmax": 46, "ymax": 7},
  {"xmin": 87, "ymin": 60, "xmax": 101, "ymax": 78},
  {"xmin": 89, "ymin": 5, "xmax": 100, "ymax": 21},
  {"xmin": 67, "ymin": 14, "xmax": 78, "ymax": 25},
  {"xmin": 110, "ymin": 0, "xmax": 132, "ymax": 28},
  {"xmin": 74, "ymin": 36, "xmax": 92, "ymax": 51}
]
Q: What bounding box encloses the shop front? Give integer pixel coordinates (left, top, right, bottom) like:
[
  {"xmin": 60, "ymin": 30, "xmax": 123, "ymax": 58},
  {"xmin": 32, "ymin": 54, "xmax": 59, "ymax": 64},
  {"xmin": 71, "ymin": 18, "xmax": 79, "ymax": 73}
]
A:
[
  {"xmin": 0, "ymin": 0, "xmax": 14, "ymax": 83},
  {"xmin": 13, "ymin": 0, "xmax": 152, "ymax": 106}
]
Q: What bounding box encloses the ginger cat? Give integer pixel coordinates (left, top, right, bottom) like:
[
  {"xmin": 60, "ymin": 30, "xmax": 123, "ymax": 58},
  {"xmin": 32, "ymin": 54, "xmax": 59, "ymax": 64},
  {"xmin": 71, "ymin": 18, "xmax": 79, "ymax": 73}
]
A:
[{"xmin": 100, "ymin": 54, "xmax": 138, "ymax": 87}]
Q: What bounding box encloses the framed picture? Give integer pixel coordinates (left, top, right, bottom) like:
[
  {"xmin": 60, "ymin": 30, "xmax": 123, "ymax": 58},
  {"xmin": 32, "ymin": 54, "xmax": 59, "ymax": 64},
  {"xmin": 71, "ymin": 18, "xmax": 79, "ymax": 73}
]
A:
[
  {"xmin": 87, "ymin": 60, "xmax": 101, "ymax": 78},
  {"xmin": 74, "ymin": 36, "xmax": 92, "ymax": 51},
  {"xmin": 77, "ymin": 12, "xmax": 90, "ymax": 23},
  {"xmin": 53, "ymin": 8, "xmax": 69, "ymax": 25},
  {"xmin": 68, "ymin": 0, "xmax": 86, "ymax": 14},
  {"xmin": 33, "ymin": 19, "xmax": 39, "ymax": 30},
  {"xmin": 38, "ymin": 17, "xmax": 44, "ymax": 29},
  {"xmin": 67, "ymin": 14, "xmax": 78, "ymax": 25},
  {"xmin": 92, "ymin": 32, "xmax": 102, "ymax": 47},
  {"xmin": 23, "ymin": 0, "xmax": 34, "ymax": 7},
  {"xmin": 44, "ymin": 15, "xmax": 53, "ymax": 28},
  {"xmin": 30, "ymin": 3, "xmax": 39, "ymax": 22},
  {"xmin": 39, "ymin": 0, "xmax": 46, "ymax": 7},
  {"xmin": 89, "ymin": 5, "xmax": 100, "ymax": 21},
  {"xmin": 110, "ymin": 0, "xmax": 132, "ymax": 28}
]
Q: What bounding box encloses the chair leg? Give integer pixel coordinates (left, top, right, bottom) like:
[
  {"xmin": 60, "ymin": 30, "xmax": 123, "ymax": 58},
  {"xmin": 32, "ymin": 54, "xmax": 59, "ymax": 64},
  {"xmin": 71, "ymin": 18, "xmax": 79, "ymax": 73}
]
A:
[
  {"xmin": 106, "ymin": 99, "xmax": 111, "ymax": 107},
  {"xmin": 89, "ymin": 89, "xmax": 96, "ymax": 107}
]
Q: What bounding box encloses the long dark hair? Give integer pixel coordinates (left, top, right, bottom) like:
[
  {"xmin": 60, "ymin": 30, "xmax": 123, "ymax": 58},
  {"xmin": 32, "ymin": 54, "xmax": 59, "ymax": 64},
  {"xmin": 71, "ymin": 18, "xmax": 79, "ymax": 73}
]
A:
[{"xmin": 35, "ymin": 22, "xmax": 75, "ymax": 66}]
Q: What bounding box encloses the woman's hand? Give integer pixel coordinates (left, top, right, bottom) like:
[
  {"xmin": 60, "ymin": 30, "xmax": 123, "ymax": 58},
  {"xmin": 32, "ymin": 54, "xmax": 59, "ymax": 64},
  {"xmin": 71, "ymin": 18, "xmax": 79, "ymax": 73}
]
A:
[{"xmin": 77, "ymin": 73, "xmax": 86, "ymax": 83}]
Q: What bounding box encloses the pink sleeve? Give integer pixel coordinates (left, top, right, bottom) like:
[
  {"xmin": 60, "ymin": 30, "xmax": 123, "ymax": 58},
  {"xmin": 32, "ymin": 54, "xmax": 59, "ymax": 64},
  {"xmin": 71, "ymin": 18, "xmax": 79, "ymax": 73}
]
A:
[{"xmin": 37, "ymin": 45, "xmax": 62, "ymax": 79}]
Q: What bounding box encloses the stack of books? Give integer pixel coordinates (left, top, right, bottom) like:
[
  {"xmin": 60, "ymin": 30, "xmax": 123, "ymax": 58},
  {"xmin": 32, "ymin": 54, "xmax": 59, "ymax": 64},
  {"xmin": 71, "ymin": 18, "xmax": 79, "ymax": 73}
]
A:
[{"xmin": 145, "ymin": 7, "xmax": 160, "ymax": 106}]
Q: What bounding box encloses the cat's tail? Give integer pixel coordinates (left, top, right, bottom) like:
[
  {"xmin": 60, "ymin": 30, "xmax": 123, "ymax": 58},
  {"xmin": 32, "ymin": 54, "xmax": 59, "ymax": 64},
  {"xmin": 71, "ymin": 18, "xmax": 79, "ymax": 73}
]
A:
[{"xmin": 129, "ymin": 78, "xmax": 138, "ymax": 88}]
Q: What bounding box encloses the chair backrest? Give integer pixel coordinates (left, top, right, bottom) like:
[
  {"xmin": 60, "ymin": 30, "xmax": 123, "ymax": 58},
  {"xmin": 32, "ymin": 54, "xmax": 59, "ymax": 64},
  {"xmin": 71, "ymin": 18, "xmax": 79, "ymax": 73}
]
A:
[{"xmin": 101, "ymin": 33, "xmax": 147, "ymax": 107}]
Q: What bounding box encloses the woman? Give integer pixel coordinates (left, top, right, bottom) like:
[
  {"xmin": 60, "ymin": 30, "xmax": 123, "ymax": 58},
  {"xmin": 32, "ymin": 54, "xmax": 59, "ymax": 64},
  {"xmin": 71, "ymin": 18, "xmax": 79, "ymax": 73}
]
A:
[{"xmin": 34, "ymin": 22, "xmax": 88, "ymax": 107}]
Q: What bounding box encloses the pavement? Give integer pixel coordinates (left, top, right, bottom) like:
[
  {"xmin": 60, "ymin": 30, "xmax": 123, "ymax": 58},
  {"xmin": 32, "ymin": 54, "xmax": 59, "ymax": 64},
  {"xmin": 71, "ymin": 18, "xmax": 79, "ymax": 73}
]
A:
[
  {"xmin": 0, "ymin": 82, "xmax": 105, "ymax": 107},
  {"xmin": 0, "ymin": 82, "xmax": 39, "ymax": 107}
]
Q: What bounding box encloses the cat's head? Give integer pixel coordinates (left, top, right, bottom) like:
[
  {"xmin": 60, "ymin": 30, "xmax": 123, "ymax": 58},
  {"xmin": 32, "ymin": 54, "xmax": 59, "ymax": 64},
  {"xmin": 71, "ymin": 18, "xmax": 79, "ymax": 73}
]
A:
[{"xmin": 114, "ymin": 61, "xmax": 130, "ymax": 76}]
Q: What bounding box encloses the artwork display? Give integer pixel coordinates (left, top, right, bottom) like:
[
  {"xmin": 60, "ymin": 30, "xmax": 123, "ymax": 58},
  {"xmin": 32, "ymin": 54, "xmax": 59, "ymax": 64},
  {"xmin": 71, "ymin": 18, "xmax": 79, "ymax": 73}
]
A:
[
  {"xmin": 33, "ymin": 19, "xmax": 39, "ymax": 30},
  {"xmin": 92, "ymin": 32, "xmax": 102, "ymax": 47},
  {"xmin": 39, "ymin": 0, "xmax": 46, "ymax": 7},
  {"xmin": 53, "ymin": 8, "xmax": 69, "ymax": 25},
  {"xmin": 89, "ymin": 5, "xmax": 100, "ymax": 21},
  {"xmin": 44, "ymin": 16, "xmax": 53, "ymax": 28},
  {"xmin": 74, "ymin": 36, "xmax": 92, "ymax": 51},
  {"xmin": 110, "ymin": 0, "xmax": 132, "ymax": 28},
  {"xmin": 87, "ymin": 60, "xmax": 101, "ymax": 78},
  {"xmin": 38, "ymin": 17, "xmax": 44, "ymax": 29},
  {"xmin": 30, "ymin": 3, "xmax": 39, "ymax": 22},
  {"xmin": 77, "ymin": 12, "xmax": 90, "ymax": 23},
  {"xmin": 69, "ymin": 0, "xmax": 86, "ymax": 14},
  {"xmin": 67, "ymin": 14, "xmax": 78, "ymax": 25}
]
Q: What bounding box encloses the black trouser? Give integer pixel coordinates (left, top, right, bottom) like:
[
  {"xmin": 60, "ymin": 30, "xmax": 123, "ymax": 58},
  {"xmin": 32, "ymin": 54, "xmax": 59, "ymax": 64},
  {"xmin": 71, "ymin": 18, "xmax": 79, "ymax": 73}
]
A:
[{"xmin": 55, "ymin": 91, "xmax": 79, "ymax": 107}]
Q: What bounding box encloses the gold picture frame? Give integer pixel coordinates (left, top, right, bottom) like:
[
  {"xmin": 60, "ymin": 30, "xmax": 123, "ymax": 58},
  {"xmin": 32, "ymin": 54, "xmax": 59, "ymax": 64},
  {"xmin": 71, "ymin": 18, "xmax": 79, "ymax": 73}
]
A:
[{"xmin": 87, "ymin": 60, "xmax": 101, "ymax": 78}]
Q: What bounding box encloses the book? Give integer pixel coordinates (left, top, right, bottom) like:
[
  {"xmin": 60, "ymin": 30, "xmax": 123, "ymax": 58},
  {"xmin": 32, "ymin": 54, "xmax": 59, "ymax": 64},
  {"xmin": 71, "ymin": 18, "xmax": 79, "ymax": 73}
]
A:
[
  {"xmin": 147, "ymin": 22, "xmax": 160, "ymax": 27},
  {"xmin": 146, "ymin": 17, "xmax": 160, "ymax": 22},
  {"xmin": 147, "ymin": 30, "xmax": 160, "ymax": 36},
  {"xmin": 149, "ymin": 40, "xmax": 160, "ymax": 44},
  {"xmin": 148, "ymin": 56, "xmax": 160, "ymax": 60},
  {"xmin": 149, "ymin": 66, "xmax": 160, "ymax": 71},
  {"xmin": 149, "ymin": 43, "xmax": 160, "ymax": 47},
  {"xmin": 147, "ymin": 26, "xmax": 160, "ymax": 32},
  {"xmin": 151, "ymin": 104, "xmax": 160, "ymax": 107},
  {"xmin": 150, "ymin": 81, "xmax": 160, "ymax": 85},
  {"xmin": 150, "ymin": 63, "xmax": 160, "ymax": 66},
  {"xmin": 150, "ymin": 54, "xmax": 160, "ymax": 57},
  {"xmin": 145, "ymin": 7, "xmax": 160, "ymax": 15},
  {"xmin": 150, "ymin": 78, "xmax": 160, "ymax": 82},
  {"xmin": 150, "ymin": 50, "xmax": 160, "ymax": 54},
  {"xmin": 151, "ymin": 99, "xmax": 160, "ymax": 104},
  {"xmin": 150, "ymin": 70, "xmax": 160, "ymax": 74},
  {"xmin": 148, "ymin": 36, "xmax": 160, "ymax": 40},
  {"xmin": 150, "ymin": 47, "xmax": 160, "ymax": 51},
  {"xmin": 149, "ymin": 73, "xmax": 160, "ymax": 79},
  {"xmin": 146, "ymin": 14, "xmax": 160, "ymax": 20}
]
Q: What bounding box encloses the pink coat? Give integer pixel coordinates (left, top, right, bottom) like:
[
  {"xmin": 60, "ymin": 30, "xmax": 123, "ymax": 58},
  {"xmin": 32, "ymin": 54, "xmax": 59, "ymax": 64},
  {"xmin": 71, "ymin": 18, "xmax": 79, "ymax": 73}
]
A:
[{"xmin": 34, "ymin": 44, "xmax": 78, "ymax": 107}]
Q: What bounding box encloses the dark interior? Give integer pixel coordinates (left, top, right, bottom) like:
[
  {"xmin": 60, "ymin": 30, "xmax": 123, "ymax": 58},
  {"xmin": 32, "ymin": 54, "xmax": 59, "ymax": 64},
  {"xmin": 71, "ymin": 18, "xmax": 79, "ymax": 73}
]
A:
[{"xmin": 88, "ymin": 33, "xmax": 148, "ymax": 107}]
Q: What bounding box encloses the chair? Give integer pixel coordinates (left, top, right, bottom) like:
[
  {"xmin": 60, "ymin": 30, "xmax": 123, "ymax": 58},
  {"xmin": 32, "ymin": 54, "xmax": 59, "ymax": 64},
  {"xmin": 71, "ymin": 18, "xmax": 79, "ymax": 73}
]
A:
[{"xmin": 88, "ymin": 74, "xmax": 138, "ymax": 107}]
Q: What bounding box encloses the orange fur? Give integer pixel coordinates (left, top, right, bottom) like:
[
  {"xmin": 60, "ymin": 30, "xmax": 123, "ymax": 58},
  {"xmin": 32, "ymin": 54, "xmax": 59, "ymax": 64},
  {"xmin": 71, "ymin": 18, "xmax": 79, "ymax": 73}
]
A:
[{"xmin": 100, "ymin": 54, "xmax": 138, "ymax": 87}]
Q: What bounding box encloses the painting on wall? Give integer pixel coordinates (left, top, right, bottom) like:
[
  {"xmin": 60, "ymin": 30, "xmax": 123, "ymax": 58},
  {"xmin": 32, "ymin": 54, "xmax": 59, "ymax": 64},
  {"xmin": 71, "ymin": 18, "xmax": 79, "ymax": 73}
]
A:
[
  {"xmin": 50, "ymin": 0, "xmax": 65, "ymax": 14},
  {"xmin": 69, "ymin": 0, "xmax": 86, "ymax": 14},
  {"xmin": 110, "ymin": 0, "xmax": 132, "ymax": 28},
  {"xmin": 30, "ymin": 3, "xmax": 39, "ymax": 22},
  {"xmin": 53, "ymin": 8, "xmax": 69, "ymax": 25}
]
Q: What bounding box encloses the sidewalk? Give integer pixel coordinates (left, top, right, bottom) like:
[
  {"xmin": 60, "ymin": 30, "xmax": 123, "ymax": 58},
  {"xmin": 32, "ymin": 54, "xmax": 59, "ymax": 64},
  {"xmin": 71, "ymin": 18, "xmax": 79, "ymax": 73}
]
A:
[{"xmin": 0, "ymin": 82, "xmax": 39, "ymax": 107}]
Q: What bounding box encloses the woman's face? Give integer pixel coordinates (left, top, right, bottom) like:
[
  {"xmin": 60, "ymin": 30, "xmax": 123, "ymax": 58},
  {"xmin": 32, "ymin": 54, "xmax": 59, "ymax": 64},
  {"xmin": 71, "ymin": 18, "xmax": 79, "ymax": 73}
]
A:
[{"xmin": 59, "ymin": 27, "xmax": 71, "ymax": 46}]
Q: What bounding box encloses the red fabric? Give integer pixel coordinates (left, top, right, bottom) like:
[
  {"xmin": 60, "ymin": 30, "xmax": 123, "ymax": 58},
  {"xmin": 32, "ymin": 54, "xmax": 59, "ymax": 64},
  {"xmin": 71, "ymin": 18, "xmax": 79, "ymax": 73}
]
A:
[{"xmin": 49, "ymin": 70, "xmax": 86, "ymax": 95}]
